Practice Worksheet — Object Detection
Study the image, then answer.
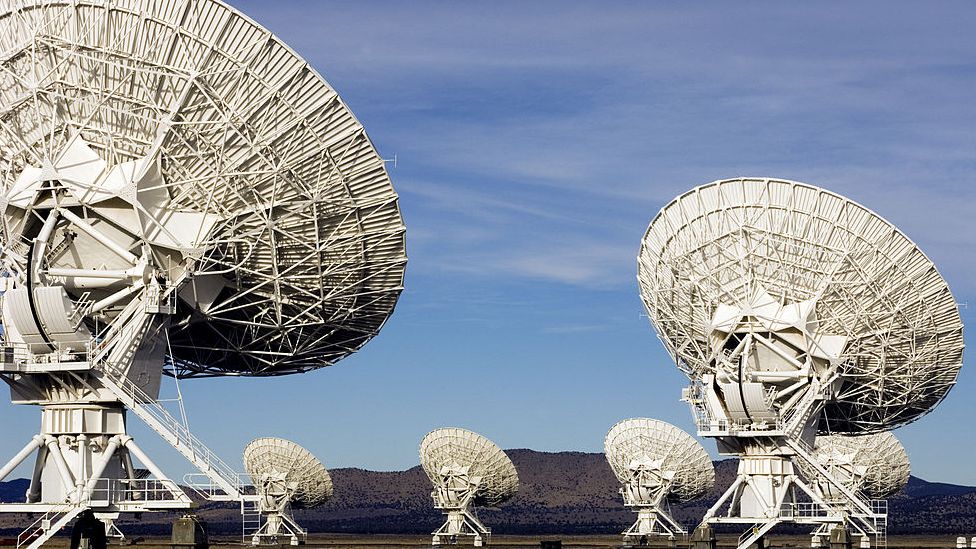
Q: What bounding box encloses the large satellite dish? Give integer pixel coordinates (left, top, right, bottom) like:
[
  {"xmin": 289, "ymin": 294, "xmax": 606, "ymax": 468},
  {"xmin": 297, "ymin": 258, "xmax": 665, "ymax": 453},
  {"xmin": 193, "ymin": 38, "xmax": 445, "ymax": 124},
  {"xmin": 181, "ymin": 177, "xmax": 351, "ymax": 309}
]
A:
[
  {"xmin": 639, "ymin": 178, "xmax": 962, "ymax": 434},
  {"xmin": 637, "ymin": 178, "xmax": 963, "ymax": 549},
  {"xmin": 0, "ymin": 0, "xmax": 406, "ymax": 377},
  {"xmin": 420, "ymin": 428, "xmax": 519, "ymax": 547},
  {"xmin": 243, "ymin": 438, "xmax": 333, "ymax": 546},
  {"xmin": 604, "ymin": 418, "xmax": 714, "ymax": 541},
  {"xmin": 0, "ymin": 1, "xmax": 404, "ymax": 545}
]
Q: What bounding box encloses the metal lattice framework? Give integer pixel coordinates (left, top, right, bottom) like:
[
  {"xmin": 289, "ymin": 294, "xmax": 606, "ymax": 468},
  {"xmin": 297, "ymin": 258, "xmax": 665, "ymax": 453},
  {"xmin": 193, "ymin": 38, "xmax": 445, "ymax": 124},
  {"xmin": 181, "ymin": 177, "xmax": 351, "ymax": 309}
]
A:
[
  {"xmin": 796, "ymin": 432, "xmax": 910, "ymax": 500},
  {"xmin": 638, "ymin": 178, "xmax": 964, "ymax": 433},
  {"xmin": 0, "ymin": 0, "xmax": 407, "ymax": 377},
  {"xmin": 243, "ymin": 437, "xmax": 332, "ymax": 509},
  {"xmin": 604, "ymin": 418, "xmax": 714, "ymax": 503},
  {"xmin": 0, "ymin": 2, "xmax": 403, "ymax": 546},
  {"xmin": 420, "ymin": 427, "xmax": 519, "ymax": 507}
]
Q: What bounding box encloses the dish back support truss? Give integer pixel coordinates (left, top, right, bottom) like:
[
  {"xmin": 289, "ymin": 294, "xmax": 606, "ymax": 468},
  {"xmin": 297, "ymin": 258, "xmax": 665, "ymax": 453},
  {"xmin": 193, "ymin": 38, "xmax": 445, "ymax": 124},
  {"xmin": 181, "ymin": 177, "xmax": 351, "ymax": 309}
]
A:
[{"xmin": 0, "ymin": 0, "xmax": 405, "ymax": 546}]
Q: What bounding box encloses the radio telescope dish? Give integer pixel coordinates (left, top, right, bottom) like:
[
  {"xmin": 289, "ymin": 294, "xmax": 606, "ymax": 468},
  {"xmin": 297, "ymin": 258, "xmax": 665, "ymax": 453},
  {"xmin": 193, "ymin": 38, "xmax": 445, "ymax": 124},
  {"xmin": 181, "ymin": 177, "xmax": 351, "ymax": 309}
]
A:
[
  {"xmin": 0, "ymin": 0, "xmax": 407, "ymax": 378},
  {"xmin": 639, "ymin": 178, "xmax": 962, "ymax": 433},
  {"xmin": 243, "ymin": 438, "xmax": 332, "ymax": 546},
  {"xmin": 636, "ymin": 178, "xmax": 963, "ymax": 549},
  {"xmin": 420, "ymin": 428, "xmax": 519, "ymax": 547},
  {"xmin": 0, "ymin": 0, "xmax": 403, "ymax": 545},
  {"xmin": 243, "ymin": 438, "xmax": 333, "ymax": 508},
  {"xmin": 797, "ymin": 432, "xmax": 910, "ymax": 500},
  {"xmin": 604, "ymin": 418, "xmax": 714, "ymax": 541}
]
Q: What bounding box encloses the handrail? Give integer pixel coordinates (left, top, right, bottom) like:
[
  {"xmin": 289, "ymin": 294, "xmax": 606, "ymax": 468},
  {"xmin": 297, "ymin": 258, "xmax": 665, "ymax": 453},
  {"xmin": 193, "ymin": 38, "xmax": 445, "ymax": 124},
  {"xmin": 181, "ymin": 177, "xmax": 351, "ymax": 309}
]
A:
[
  {"xmin": 4, "ymin": 339, "xmax": 90, "ymax": 366},
  {"xmin": 87, "ymin": 477, "xmax": 192, "ymax": 505},
  {"xmin": 16, "ymin": 503, "xmax": 82, "ymax": 549},
  {"xmin": 786, "ymin": 438, "xmax": 879, "ymax": 528},
  {"xmin": 95, "ymin": 369, "xmax": 243, "ymax": 499}
]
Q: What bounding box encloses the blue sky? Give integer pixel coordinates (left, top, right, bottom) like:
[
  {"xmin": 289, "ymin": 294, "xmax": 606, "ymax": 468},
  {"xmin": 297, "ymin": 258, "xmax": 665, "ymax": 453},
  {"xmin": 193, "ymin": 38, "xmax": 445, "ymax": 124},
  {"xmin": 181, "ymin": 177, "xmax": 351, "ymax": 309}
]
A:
[{"xmin": 3, "ymin": 1, "xmax": 976, "ymax": 486}]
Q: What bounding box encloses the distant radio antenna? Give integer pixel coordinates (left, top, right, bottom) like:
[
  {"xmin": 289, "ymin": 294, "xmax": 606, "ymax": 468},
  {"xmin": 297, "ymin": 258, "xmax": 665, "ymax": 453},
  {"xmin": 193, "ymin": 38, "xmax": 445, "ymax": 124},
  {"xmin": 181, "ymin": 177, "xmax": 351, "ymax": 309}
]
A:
[
  {"xmin": 797, "ymin": 431, "xmax": 910, "ymax": 500},
  {"xmin": 604, "ymin": 418, "xmax": 714, "ymax": 543},
  {"xmin": 243, "ymin": 438, "xmax": 333, "ymax": 546},
  {"xmin": 420, "ymin": 428, "xmax": 519, "ymax": 547}
]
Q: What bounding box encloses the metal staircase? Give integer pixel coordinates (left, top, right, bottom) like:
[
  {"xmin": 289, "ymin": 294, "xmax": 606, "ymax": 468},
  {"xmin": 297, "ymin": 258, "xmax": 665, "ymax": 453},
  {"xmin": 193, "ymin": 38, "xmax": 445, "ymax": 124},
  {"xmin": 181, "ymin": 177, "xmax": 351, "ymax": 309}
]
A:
[
  {"xmin": 787, "ymin": 438, "xmax": 874, "ymax": 517},
  {"xmin": 95, "ymin": 369, "xmax": 244, "ymax": 501},
  {"xmin": 737, "ymin": 521, "xmax": 780, "ymax": 549},
  {"xmin": 84, "ymin": 298, "xmax": 244, "ymax": 502},
  {"xmin": 16, "ymin": 504, "xmax": 84, "ymax": 549},
  {"xmin": 782, "ymin": 381, "xmax": 822, "ymax": 439},
  {"xmin": 786, "ymin": 437, "xmax": 884, "ymax": 542}
]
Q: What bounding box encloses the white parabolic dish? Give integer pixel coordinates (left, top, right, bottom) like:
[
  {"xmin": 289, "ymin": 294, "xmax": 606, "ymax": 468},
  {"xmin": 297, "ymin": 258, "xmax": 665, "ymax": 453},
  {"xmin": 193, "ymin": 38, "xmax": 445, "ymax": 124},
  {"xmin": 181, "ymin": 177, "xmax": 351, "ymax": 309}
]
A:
[
  {"xmin": 0, "ymin": 0, "xmax": 407, "ymax": 378},
  {"xmin": 420, "ymin": 428, "xmax": 519, "ymax": 507},
  {"xmin": 638, "ymin": 178, "xmax": 964, "ymax": 433},
  {"xmin": 243, "ymin": 437, "xmax": 333, "ymax": 508},
  {"xmin": 604, "ymin": 418, "xmax": 714, "ymax": 503},
  {"xmin": 797, "ymin": 432, "xmax": 910, "ymax": 500}
]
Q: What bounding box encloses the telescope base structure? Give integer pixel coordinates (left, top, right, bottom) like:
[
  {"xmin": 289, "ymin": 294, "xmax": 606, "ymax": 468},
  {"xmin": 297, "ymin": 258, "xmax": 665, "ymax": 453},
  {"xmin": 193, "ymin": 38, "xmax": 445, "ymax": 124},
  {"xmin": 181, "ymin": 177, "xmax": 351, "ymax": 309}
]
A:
[
  {"xmin": 432, "ymin": 508, "xmax": 491, "ymax": 547},
  {"xmin": 810, "ymin": 524, "xmax": 873, "ymax": 549},
  {"xmin": 690, "ymin": 525, "xmax": 717, "ymax": 549},
  {"xmin": 248, "ymin": 510, "xmax": 307, "ymax": 546},
  {"xmin": 172, "ymin": 514, "xmax": 209, "ymax": 549},
  {"xmin": 621, "ymin": 507, "xmax": 685, "ymax": 545},
  {"xmin": 697, "ymin": 436, "xmax": 886, "ymax": 549},
  {"xmin": 0, "ymin": 349, "xmax": 249, "ymax": 549},
  {"xmin": 0, "ymin": 405, "xmax": 193, "ymax": 549}
]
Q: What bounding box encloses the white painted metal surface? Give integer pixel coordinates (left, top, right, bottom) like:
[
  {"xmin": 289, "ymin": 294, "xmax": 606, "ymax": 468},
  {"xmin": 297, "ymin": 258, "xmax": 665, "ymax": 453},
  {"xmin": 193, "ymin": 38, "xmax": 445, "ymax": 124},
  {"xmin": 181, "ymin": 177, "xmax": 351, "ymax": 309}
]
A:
[
  {"xmin": 798, "ymin": 432, "xmax": 910, "ymax": 500},
  {"xmin": 0, "ymin": 0, "xmax": 404, "ymax": 541},
  {"xmin": 604, "ymin": 418, "xmax": 714, "ymax": 541},
  {"xmin": 639, "ymin": 178, "xmax": 963, "ymax": 434},
  {"xmin": 420, "ymin": 428, "xmax": 519, "ymax": 547},
  {"xmin": 637, "ymin": 178, "xmax": 963, "ymax": 549},
  {"xmin": 243, "ymin": 438, "xmax": 332, "ymax": 546},
  {"xmin": 0, "ymin": 0, "xmax": 407, "ymax": 377},
  {"xmin": 795, "ymin": 431, "xmax": 908, "ymax": 548}
]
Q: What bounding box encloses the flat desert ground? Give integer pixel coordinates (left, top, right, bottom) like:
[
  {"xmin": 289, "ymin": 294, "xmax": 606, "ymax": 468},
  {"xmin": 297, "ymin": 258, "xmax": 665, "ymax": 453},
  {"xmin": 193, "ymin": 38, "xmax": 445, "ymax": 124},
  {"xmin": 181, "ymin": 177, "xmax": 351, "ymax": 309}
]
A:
[{"xmin": 26, "ymin": 534, "xmax": 972, "ymax": 549}]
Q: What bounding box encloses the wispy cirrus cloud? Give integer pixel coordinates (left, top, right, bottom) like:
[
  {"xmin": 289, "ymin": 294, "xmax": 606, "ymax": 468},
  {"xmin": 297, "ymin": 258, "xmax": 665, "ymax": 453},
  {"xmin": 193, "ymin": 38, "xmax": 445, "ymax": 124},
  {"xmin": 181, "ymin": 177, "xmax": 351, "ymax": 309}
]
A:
[{"xmin": 112, "ymin": 0, "xmax": 976, "ymax": 482}]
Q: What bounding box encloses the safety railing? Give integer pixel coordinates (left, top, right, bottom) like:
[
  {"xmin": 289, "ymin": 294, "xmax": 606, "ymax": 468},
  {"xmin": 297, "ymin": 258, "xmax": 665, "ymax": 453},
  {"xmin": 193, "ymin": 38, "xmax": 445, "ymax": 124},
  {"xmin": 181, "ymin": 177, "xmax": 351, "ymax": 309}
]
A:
[
  {"xmin": 2, "ymin": 339, "xmax": 91, "ymax": 367},
  {"xmin": 695, "ymin": 416, "xmax": 785, "ymax": 433},
  {"xmin": 144, "ymin": 285, "xmax": 176, "ymax": 315},
  {"xmin": 68, "ymin": 291, "xmax": 93, "ymax": 326},
  {"xmin": 86, "ymin": 477, "xmax": 190, "ymax": 506},
  {"xmin": 870, "ymin": 500, "xmax": 887, "ymax": 516},
  {"xmin": 16, "ymin": 503, "xmax": 82, "ymax": 549},
  {"xmin": 182, "ymin": 473, "xmax": 253, "ymax": 501},
  {"xmin": 780, "ymin": 502, "xmax": 832, "ymax": 519},
  {"xmin": 95, "ymin": 367, "xmax": 244, "ymax": 500},
  {"xmin": 737, "ymin": 522, "xmax": 778, "ymax": 549}
]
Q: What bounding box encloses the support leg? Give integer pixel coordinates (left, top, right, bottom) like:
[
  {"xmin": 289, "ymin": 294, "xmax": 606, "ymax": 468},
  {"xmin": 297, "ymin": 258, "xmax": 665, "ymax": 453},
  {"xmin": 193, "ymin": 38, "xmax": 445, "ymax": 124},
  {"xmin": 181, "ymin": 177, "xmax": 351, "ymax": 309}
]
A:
[{"xmin": 0, "ymin": 435, "xmax": 44, "ymax": 483}]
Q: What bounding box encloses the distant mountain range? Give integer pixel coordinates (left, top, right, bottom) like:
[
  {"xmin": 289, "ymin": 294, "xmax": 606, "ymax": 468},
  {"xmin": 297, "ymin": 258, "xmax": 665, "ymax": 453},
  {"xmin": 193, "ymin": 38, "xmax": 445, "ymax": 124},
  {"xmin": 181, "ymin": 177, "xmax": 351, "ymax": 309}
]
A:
[{"xmin": 1, "ymin": 450, "xmax": 973, "ymax": 536}]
